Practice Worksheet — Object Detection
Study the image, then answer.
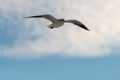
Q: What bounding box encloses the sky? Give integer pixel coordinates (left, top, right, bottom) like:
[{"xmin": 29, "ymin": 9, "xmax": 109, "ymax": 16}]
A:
[{"xmin": 0, "ymin": 0, "xmax": 120, "ymax": 80}]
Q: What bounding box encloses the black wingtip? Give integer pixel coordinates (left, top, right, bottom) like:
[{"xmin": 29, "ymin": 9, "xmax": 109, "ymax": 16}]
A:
[
  {"xmin": 23, "ymin": 15, "xmax": 43, "ymax": 19},
  {"xmin": 86, "ymin": 28, "xmax": 90, "ymax": 31},
  {"xmin": 85, "ymin": 28, "xmax": 90, "ymax": 31},
  {"xmin": 80, "ymin": 25, "xmax": 90, "ymax": 31},
  {"xmin": 23, "ymin": 16, "xmax": 33, "ymax": 18},
  {"xmin": 23, "ymin": 17, "xmax": 27, "ymax": 18},
  {"xmin": 84, "ymin": 29, "xmax": 90, "ymax": 31},
  {"xmin": 23, "ymin": 16, "xmax": 32, "ymax": 18}
]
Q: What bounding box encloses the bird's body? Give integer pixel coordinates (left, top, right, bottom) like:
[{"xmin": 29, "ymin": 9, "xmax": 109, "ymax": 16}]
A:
[
  {"xmin": 47, "ymin": 19, "xmax": 64, "ymax": 29},
  {"xmin": 24, "ymin": 14, "xmax": 90, "ymax": 31}
]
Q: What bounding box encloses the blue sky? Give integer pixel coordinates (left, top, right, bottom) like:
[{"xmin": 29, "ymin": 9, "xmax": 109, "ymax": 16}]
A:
[
  {"xmin": 0, "ymin": 56, "xmax": 120, "ymax": 80},
  {"xmin": 0, "ymin": 0, "xmax": 120, "ymax": 80}
]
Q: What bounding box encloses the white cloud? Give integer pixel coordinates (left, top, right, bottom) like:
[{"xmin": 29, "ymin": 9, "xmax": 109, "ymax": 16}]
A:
[{"xmin": 0, "ymin": 0, "xmax": 120, "ymax": 58}]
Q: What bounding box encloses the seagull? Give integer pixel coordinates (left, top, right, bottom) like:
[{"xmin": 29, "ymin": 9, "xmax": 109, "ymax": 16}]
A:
[{"xmin": 23, "ymin": 14, "xmax": 90, "ymax": 31}]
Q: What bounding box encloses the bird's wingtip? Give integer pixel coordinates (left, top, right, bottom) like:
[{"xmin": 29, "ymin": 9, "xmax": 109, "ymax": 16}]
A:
[
  {"xmin": 86, "ymin": 29, "xmax": 90, "ymax": 31},
  {"xmin": 80, "ymin": 25, "xmax": 90, "ymax": 31},
  {"xmin": 23, "ymin": 17, "xmax": 29, "ymax": 18}
]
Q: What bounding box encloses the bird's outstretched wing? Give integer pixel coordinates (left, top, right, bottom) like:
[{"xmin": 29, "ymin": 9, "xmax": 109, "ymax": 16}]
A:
[
  {"xmin": 23, "ymin": 14, "xmax": 57, "ymax": 22},
  {"xmin": 65, "ymin": 19, "xmax": 90, "ymax": 31}
]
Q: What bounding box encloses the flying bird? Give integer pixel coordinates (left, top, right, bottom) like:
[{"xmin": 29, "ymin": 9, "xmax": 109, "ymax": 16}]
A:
[{"xmin": 23, "ymin": 14, "xmax": 90, "ymax": 31}]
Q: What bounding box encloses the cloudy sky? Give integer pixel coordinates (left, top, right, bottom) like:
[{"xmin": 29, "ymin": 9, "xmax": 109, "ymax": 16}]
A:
[{"xmin": 0, "ymin": 0, "xmax": 120, "ymax": 80}]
